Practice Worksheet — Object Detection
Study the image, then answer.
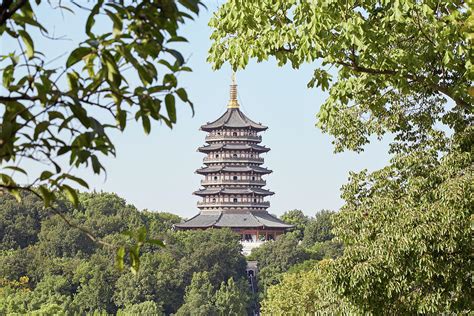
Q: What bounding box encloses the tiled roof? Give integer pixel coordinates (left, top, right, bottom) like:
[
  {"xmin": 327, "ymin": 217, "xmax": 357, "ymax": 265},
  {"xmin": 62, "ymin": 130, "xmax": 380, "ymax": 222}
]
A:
[
  {"xmin": 196, "ymin": 165, "xmax": 272, "ymax": 174},
  {"xmin": 201, "ymin": 108, "xmax": 267, "ymax": 131},
  {"xmin": 174, "ymin": 211, "xmax": 293, "ymax": 229},
  {"xmin": 198, "ymin": 143, "xmax": 270, "ymax": 153},
  {"xmin": 194, "ymin": 187, "xmax": 274, "ymax": 196}
]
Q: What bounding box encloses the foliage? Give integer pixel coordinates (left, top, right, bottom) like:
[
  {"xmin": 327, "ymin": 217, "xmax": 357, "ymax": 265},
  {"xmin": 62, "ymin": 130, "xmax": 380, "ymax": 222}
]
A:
[
  {"xmin": 38, "ymin": 215, "xmax": 96, "ymax": 258},
  {"xmin": 302, "ymin": 210, "xmax": 336, "ymax": 247},
  {"xmin": 280, "ymin": 209, "xmax": 309, "ymax": 240},
  {"xmin": 214, "ymin": 278, "xmax": 250, "ymax": 316},
  {"xmin": 330, "ymin": 135, "xmax": 473, "ymax": 314},
  {"xmin": 0, "ymin": 191, "xmax": 251, "ymax": 314},
  {"xmin": 173, "ymin": 228, "xmax": 247, "ymax": 289},
  {"xmin": 0, "ymin": 0, "xmax": 201, "ymax": 208},
  {"xmin": 117, "ymin": 300, "xmax": 163, "ymax": 315},
  {"xmin": 71, "ymin": 253, "xmax": 119, "ymax": 314},
  {"xmin": 209, "ymin": 0, "xmax": 472, "ymax": 151},
  {"xmin": 176, "ymin": 271, "xmax": 218, "ymax": 316},
  {"xmin": 261, "ymin": 260, "xmax": 355, "ymax": 315},
  {"xmin": 210, "ymin": 0, "xmax": 473, "ymax": 313},
  {"xmin": 249, "ymin": 233, "xmax": 309, "ymax": 295},
  {"xmin": 0, "ymin": 193, "xmax": 44, "ymax": 250},
  {"xmin": 306, "ymin": 240, "xmax": 343, "ymax": 261}
]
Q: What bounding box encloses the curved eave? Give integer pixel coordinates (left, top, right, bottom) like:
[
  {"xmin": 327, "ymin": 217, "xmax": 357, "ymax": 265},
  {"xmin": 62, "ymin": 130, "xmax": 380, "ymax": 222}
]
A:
[
  {"xmin": 196, "ymin": 166, "xmax": 272, "ymax": 175},
  {"xmin": 175, "ymin": 211, "xmax": 294, "ymax": 229},
  {"xmin": 200, "ymin": 108, "xmax": 268, "ymax": 131},
  {"xmin": 194, "ymin": 188, "xmax": 274, "ymax": 196},
  {"xmin": 201, "ymin": 125, "xmax": 268, "ymax": 132},
  {"xmin": 198, "ymin": 145, "xmax": 270, "ymax": 153}
]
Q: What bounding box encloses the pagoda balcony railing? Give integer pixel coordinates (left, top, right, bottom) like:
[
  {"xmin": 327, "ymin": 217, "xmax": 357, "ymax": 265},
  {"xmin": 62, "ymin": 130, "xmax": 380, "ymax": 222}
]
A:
[
  {"xmin": 203, "ymin": 156, "xmax": 264, "ymax": 163},
  {"xmin": 200, "ymin": 179, "xmax": 266, "ymax": 186},
  {"xmin": 197, "ymin": 201, "xmax": 270, "ymax": 207},
  {"xmin": 205, "ymin": 134, "xmax": 262, "ymax": 142}
]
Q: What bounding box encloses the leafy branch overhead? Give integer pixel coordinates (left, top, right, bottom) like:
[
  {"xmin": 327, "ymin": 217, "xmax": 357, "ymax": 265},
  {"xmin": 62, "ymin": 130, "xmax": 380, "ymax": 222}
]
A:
[
  {"xmin": 0, "ymin": 0, "xmax": 201, "ymax": 207},
  {"xmin": 208, "ymin": 0, "xmax": 473, "ymax": 153}
]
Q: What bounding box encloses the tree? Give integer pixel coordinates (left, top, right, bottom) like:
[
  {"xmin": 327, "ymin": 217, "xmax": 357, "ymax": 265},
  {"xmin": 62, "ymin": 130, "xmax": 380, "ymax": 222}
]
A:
[
  {"xmin": 209, "ymin": 1, "xmax": 472, "ymax": 155},
  {"xmin": 0, "ymin": 0, "xmax": 201, "ymax": 248},
  {"xmin": 261, "ymin": 260, "xmax": 355, "ymax": 314},
  {"xmin": 1, "ymin": 0, "xmax": 203, "ymax": 272},
  {"xmin": 0, "ymin": 191, "xmax": 43, "ymax": 250},
  {"xmin": 302, "ymin": 210, "xmax": 335, "ymax": 247},
  {"xmin": 26, "ymin": 274, "xmax": 72, "ymax": 313},
  {"xmin": 117, "ymin": 301, "xmax": 163, "ymax": 315},
  {"xmin": 0, "ymin": 192, "xmax": 253, "ymax": 314},
  {"xmin": 214, "ymin": 278, "xmax": 250, "ymax": 316},
  {"xmin": 209, "ymin": 0, "xmax": 473, "ymax": 313},
  {"xmin": 249, "ymin": 233, "xmax": 309, "ymax": 295},
  {"xmin": 176, "ymin": 272, "xmax": 218, "ymax": 316},
  {"xmin": 330, "ymin": 138, "xmax": 473, "ymax": 314},
  {"xmin": 280, "ymin": 209, "xmax": 309, "ymax": 240},
  {"xmin": 174, "ymin": 228, "xmax": 247, "ymax": 289},
  {"xmin": 37, "ymin": 215, "xmax": 95, "ymax": 258},
  {"xmin": 71, "ymin": 253, "xmax": 120, "ymax": 314}
]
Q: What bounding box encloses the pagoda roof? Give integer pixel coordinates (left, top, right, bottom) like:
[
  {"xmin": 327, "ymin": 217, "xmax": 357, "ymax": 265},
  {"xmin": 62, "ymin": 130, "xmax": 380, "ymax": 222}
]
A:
[
  {"xmin": 198, "ymin": 143, "xmax": 270, "ymax": 153},
  {"xmin": 201, "ymin": 108, "xmax": 267, "ymax": 131},
  {"xmin": 174, "ymin": 210, "xmax": 293, "ymax": 229},
  {"xmin": 194, "ymin": 187, "xmax": 274, "ymax": 196},
  {"xmin": 196, "ymin": 165, "xmax": 272, "ymax": 175}
]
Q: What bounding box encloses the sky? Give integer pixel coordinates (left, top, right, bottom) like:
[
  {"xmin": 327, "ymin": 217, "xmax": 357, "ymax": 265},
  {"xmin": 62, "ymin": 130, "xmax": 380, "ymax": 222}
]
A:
[{"xmin": 1, "ymin": 1, "xmax": 392, "ymax": 218}]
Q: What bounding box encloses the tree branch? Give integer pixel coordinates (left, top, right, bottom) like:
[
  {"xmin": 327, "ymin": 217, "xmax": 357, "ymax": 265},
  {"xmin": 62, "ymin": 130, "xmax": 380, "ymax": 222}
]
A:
[
  {"xmin": 0, "ymin": 0, "xmax": 27, "ymax": 27},
  {"xmin": 335, "ymin": 60, "xmax": 471, "ymax": 109}
]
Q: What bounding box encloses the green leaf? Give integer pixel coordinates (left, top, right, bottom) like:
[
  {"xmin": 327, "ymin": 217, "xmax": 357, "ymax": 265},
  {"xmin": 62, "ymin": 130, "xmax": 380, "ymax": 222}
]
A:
[
  {"xmin": 146, "ymin": 239, "xmax": 165, "ymax": 247},
  {"xmin": 63, "ymin": 174, "xmax": 89, "ymax": 189},
  {"xmin": 0, "ymin": 173, "xmax": 15, "ymax": 187},
  {"xmin": 176, "ymin": 88, "xmax": 189, "ymax": 102},
  {"xmin": 137, "ymin": 227, "xmax": 147, "ymax": 243},
  {"xmin": 105, "ymin": 9, "xmax": 122, "ymax": 35},
  {"xmin": 129, "ymin": 246, "xmax": 140, "ymax": 275},
  {"xmin": 167, "ymin": 49, "xmax": 185, "ymax": 66},
  {"xmin": 165, "ymin": 94, "xmax": 176, "ymax": 123},
  {"xmin": 116, "ymin": 109, "xmax": 127, "ymax": 130},
  {"xmin": 38, "ymin": 185, "xmax": 54, "ymax": 208},
  {"xmin": 18, "ymin": 30, "xmax": 34, "ymax": 59},
  {"xmin": 91, "ymin": 155, "xmax": 102, "ymax": 174},
  {"xmin": 176, "ymin": 88, "xmax": 194, "ymax": 115},
  {"xmin": 66, "ymin": 47, "xmax": 93, "ymax": 68},
  {"xmin": 61, "ymin": 184, "xmax": 79, "ymax": 208},
  {"xmin": 167, "ymin": 36, "xmax": 188, "ymax": 43},
  {"xmin": 48, "ymin": 111, "xmax": 65, "ymax": 121},
  {"xmin": 116, "ymin": 246, "xmax": 126, "ymax": 271},
  {"xmin": 34, "ymin": 121, "xmax": 49, "ymax": 139},
  {"xmin": 86, "ymin": 0, "xmax": 104, "ymax": 36},
  {"xmin": 67, "ymin": 72, "xmax": 79, "ymax": 90},
  {"xmin": 39, "ymin": 171, "xmax": 54, "ymax": 180},
  {"xmin": 142, "ymin": 115, "xmax": 151, "ymax": 135},
  {"xmin": 10, "ymin": 189, "xmax": 22, "ymax": 203},
  {"xmin": 3, "ymin": 64, "xmax": 14, "ymax": 88},
  {"xmin": 3, "ymin": 166, "xmax": 27, "ymax": 175}
]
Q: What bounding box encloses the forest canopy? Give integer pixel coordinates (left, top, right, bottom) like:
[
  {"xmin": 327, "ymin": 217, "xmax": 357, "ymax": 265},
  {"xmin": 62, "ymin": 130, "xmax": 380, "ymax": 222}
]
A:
[{"xmin": 0, "ymin": 191, "xmax": 251, "ymax": 314}]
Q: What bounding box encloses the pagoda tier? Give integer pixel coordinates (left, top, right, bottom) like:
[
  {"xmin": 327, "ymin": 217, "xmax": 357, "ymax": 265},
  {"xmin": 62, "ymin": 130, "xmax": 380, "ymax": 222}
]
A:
[
  {"xmin": 198, "ymin": 143, "xmax": 270, "ymax": 153},
  {"xmin": 175, "ymin": 75, "xmax": 292, "ymax": 235},
  {"xmin": 196, "ymin": 165, "xmax": 272, "ymax": 175}
]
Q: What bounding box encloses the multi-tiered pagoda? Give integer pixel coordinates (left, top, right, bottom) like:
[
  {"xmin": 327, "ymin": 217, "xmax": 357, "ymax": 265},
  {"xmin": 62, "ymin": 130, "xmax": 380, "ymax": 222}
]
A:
[{"xmin": 175, "ymin": 76, "xmax": 292, "ymax": 243}]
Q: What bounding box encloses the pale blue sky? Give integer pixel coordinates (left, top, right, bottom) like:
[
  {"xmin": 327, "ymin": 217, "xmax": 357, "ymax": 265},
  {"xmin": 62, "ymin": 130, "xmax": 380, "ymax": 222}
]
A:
[{"xmin": 2, "ymin": 2, "xmax": 391, "ymax": 218}]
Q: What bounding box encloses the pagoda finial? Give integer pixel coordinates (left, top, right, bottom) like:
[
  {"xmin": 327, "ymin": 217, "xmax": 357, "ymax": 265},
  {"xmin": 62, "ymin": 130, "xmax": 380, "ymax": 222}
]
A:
[{"xmin": 228, "ymin": 71, "xmax": 239, "ymax": 108}]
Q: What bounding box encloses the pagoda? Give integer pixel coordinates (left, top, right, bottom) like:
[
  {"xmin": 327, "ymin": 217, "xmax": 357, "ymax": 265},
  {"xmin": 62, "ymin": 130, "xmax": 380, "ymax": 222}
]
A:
[{"xmin": 175, "ymin": 75, "xmax": 292, "ymax": 244}]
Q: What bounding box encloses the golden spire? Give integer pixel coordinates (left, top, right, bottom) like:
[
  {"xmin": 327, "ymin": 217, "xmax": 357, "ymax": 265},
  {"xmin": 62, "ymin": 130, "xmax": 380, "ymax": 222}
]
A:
[{"xmin": 228, "ymin": 71, "xmax": 239, "ymax": 108}]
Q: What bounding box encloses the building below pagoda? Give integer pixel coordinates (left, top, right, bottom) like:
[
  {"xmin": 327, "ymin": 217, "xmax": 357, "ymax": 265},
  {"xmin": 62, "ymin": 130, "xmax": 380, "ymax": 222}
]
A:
[{"xmin": 175, "ymin": 75, "xmax": 292, "ymax": 253}]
